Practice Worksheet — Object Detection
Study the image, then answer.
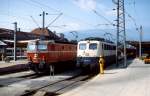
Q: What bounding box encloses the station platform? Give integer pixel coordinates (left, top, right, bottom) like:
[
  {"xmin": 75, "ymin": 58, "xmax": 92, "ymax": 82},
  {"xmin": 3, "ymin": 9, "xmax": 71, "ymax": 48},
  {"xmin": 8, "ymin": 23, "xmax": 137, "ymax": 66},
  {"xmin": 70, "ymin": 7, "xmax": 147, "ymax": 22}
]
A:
[
  {"xmin": 0, "ymin": 59, "xmax": 29, "ymax": 75},
  {"xmin": 60, "ymin": 59, "xmax": 150, "ymax": 96}
]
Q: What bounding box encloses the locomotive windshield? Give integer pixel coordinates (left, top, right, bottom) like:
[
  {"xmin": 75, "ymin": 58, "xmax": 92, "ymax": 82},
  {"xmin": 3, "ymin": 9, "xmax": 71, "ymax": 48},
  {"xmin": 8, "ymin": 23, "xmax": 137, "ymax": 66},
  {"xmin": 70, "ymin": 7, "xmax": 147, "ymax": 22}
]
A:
[
  {"xmin": 79, "ymin": 43, "xmax": 86, "ymax": 50},
  {"xmin": 27, "ymin": 43, "xmax": 36, "ymax": 51},
  {"xmin": 27, "ymin": 41, "xmax": 47, "ymax": 51},
  {"xmin": 37, "ymin": 41, "xmax": 47, "ymax": 51},
  {"xmin": 89, "ymin": 43, "xmax": 97, "ymax": 50},
  {"xmin": 37, "ymin": 44, "xmax": 47, "ymax": 51}
]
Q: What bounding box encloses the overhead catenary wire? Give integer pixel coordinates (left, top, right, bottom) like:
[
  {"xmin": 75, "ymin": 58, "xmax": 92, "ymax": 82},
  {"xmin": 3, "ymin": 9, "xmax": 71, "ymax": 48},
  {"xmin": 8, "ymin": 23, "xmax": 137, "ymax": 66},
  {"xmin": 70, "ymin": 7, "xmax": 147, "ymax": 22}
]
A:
[
  {"xmin": 32, "ymin": 0, "xmax": 92, "ymax": 27},
  {"xmin": 0, "ymin": 14, "xmax": 33, "ymax": 22},
  {"xmin": 4, "ymin": 0, "xmax": 120, "ymax": 33},
  {"xmin": 92, "ymin": 9, "xmax": 115, "ymax": 26},
  {"xmin": 125, "ymin": 11, "xmax": 139, "ymax": 31},
  {"xmin": 132, "ymin": 0, "xmax": 141, "ymax": 26},
  {"xmin": 29, "ymin": 0, "xmax": 60, "ymax": 13},
  {"xmin": 22, "ymin": 0, "xmax": 43, "ymax": 11},
  {"xmin": 123, "ymin": 0, "xmax": 141, "ymax": 30},
  {"xmin": 29, "ymin": 0, "xmax": 94, "ymax": 27},
  {"xmin": 0, "ymin": 14, "xmax": 41, "ymax": 32},
  {"xmin": 27, "ymin": 0, "xmax": 97, "ymax": 28}
]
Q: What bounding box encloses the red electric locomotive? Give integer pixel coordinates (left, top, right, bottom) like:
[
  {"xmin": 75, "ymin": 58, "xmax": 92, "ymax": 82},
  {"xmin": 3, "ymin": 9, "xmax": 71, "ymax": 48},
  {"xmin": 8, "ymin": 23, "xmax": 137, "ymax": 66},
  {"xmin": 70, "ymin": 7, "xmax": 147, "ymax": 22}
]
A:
[{"xmin": 27, "ymin": 40, "xmax": 77, "ymax": 73}]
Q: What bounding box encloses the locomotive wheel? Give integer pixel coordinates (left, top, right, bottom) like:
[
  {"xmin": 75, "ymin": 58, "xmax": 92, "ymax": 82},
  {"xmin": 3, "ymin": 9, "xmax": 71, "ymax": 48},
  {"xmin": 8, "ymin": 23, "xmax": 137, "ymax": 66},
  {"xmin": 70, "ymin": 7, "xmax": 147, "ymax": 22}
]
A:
[{"xmin": 34, "ymin": 65, "xmax": 40, "ymax": 74}]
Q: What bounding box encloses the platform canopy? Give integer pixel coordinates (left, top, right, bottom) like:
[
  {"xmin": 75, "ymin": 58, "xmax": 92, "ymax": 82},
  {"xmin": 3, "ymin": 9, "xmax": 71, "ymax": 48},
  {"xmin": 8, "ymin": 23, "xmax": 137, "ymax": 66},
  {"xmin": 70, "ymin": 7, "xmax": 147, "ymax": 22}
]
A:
[
  {"xmin": 127, "ymin": 41, "xmax": 150, "ymax": 48},
  {"xmin": 127, "ymin": 41, "xmax": 150, "ymax": 54}
]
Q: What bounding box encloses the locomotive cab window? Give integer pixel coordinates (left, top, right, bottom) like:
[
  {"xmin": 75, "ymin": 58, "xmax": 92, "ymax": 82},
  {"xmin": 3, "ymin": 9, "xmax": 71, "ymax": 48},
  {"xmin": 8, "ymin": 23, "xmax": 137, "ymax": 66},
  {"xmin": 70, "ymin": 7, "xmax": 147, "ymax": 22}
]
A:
[
  {"xmin": 38, "ymin": 44, "xmax": 47, "ymax": 51},
  {"xmin": 27, "ymin": 44, "xmax": 36, "ymax": 51},
  {"xmin": 89, "ymin": 43, "xmax": 97, "ymax": 50},
  {"xmin": 79, "ymin": 43, "xmax": 86, "ymax": 50}
]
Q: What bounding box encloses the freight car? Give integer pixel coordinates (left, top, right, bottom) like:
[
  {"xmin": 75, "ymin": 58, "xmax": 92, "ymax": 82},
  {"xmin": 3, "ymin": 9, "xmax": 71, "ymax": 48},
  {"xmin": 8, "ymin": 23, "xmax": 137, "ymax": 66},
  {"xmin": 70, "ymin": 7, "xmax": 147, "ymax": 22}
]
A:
[
  {"xmin": 77, "ymin": 37, "xmax": 116, "ymax": 72},
  {"xmin": 27, "ymin": 40, "xmax": 77, "ymax": 73}
]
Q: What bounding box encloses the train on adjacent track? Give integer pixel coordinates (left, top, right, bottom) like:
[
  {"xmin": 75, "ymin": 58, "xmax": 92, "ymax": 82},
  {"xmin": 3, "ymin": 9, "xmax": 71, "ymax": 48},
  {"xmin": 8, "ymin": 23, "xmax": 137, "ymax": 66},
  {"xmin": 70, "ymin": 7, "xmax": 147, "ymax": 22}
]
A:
[
  {"xmin": 77, "ymin": 37, "xmax": 116, "ymax": 72},
  {"xmin": 27, "ymin": 40, "xmax": 77, "ymax": 73},
  {"xmin": 76, "ymin": 37, "xmax": 137, "ymax": 72}
]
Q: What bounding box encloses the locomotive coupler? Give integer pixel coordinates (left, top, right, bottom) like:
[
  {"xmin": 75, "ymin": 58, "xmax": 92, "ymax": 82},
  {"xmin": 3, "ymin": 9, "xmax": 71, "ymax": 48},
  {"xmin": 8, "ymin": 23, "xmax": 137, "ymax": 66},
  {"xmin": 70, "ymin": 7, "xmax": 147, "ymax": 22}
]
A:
[{"xmin": 39, "ymin": 60, "xmax": 45, "ymax": 69}]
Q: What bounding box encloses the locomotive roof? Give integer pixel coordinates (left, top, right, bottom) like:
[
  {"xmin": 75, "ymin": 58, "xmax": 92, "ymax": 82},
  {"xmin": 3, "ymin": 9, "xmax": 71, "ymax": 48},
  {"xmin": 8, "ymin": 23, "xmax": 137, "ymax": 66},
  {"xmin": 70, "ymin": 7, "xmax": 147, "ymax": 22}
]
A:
[
  {"xmin": 80, "ymin": 37, "xmax": 114, "ymax": 44},
  {"xmin": 28, "ymin": 39, "xmax": 76, "ymax": 45}
]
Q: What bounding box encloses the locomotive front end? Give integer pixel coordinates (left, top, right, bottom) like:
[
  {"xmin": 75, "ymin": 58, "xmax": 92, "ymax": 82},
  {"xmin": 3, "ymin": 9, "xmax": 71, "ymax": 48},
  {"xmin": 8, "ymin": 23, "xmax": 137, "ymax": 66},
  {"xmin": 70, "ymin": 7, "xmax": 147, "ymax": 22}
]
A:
[
  {"xmin": 27, "ymin": 40, "xmax": 48, "ymax": 72},
  {"xmin": 77, "ymin": 40, "xmax": 100, "ymax": 71}
]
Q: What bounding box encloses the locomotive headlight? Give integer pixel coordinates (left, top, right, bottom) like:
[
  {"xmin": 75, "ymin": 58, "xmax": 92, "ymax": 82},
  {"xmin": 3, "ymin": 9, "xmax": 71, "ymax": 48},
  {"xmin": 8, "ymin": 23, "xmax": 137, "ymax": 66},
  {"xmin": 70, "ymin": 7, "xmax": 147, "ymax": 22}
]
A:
[
  {"xmin": 78, "ymin": 55, "xmax": 81, "ymax": 57},
  {"xmin": 85, "ymin": 53, "xmax": 89, "ymax": 56},
  {"xmin": 28, "ymin": 56, "xmax": 32, "ymax": 61},
  {"xmin": 34, "ymin": 53, "xmax": 38, "ymax": 58}
]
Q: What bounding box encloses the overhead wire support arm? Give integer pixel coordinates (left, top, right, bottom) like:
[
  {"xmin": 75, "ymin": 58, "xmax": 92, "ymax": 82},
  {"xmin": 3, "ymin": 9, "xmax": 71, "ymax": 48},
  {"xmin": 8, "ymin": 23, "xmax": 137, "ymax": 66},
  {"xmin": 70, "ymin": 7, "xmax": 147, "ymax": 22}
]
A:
[
  {"xmin": 30, "ymin": 16, "xmax": 40, "ymax": 28},
  {"xmin": 125, "ymin": 11, "xmax": 138, "ymax": 30},
  {"xmin": 46, "ymin": 13, "xmax": 63, "ymax": 28}
]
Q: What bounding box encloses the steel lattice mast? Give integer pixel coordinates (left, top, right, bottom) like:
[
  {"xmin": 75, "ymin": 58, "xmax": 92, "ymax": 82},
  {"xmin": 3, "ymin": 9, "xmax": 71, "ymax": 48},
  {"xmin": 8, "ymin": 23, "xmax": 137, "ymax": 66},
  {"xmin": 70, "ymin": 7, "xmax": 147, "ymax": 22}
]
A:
[{"xmin": 113, "ymin": 0, "xmax": 127, "ymax": 67}]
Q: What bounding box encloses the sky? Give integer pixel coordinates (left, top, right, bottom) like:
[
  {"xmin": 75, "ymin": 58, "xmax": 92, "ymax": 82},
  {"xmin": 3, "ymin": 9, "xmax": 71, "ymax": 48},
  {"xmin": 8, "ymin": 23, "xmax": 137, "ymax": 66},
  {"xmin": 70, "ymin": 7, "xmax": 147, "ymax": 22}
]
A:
[{"xmin": 0, "ymin": 0, "xmax": 150, "ymax": 41}]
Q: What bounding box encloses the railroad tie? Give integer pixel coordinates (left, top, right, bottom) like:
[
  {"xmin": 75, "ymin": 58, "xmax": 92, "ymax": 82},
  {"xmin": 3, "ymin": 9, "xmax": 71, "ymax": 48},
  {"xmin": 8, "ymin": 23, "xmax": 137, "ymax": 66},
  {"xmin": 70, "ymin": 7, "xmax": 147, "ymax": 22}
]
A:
[{"xmin": 33, "ymin": 91, "xmax": 46, "ymax": 96}]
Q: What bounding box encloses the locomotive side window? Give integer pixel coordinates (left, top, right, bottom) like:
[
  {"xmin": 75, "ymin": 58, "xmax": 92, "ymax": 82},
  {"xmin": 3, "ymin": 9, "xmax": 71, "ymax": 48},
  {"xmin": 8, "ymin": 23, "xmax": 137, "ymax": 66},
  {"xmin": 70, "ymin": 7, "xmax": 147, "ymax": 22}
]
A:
[
  {"xmin": 102, "ymin": 44, "xmax": 104, "ymax": 49},
  {"xmin": 104, "ymin": 44, "xmax": 107, "ymax": 50},
  {"xmin": 79, "ymin": 43, "xmax": 86, "ymax": 50},
  {"xmin": 89, "ymin": 43, "xmax": 97, "ymax": 50}
]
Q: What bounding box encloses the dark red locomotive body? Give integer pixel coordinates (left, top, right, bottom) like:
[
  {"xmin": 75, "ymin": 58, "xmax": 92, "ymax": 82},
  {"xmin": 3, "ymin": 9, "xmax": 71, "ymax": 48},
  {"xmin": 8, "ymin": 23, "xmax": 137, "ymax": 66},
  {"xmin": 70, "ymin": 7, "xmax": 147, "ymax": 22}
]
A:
[{"xmin": 27, "ymin": 40, "xmax": 77, "ymax": 73}]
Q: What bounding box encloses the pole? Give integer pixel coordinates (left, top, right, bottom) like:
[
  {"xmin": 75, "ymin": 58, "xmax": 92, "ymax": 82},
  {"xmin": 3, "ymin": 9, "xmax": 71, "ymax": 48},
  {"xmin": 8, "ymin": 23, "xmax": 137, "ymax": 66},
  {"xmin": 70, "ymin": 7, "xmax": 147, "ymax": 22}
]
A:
[
  {"xmin": 123, "ymin": 0, "xmax": 127, "ymax": 67},
  {"xmin": 18, "ymin": 28, "xmax": 20, "ymax": 32},
  {"xmin": 115, "ymin": 0, "xmax": 126, "ymax": 68},
  {"xmin": 42, "ymin": 11, "xmax": 45, "ymax": 36},
  {"xmin": 139, "ymin": 26, "xmax": 142, "ymax": 58},
  {"xmin": 13, "ymin": 22, "xmax": 17, "ymax": 61},
  {"xmin": 116, "ymin": 0, "xmax": 119, "ymax": 67},
  {"xmin": 39, "ymin": 11, "xmax": 48, "ymax": 39}
]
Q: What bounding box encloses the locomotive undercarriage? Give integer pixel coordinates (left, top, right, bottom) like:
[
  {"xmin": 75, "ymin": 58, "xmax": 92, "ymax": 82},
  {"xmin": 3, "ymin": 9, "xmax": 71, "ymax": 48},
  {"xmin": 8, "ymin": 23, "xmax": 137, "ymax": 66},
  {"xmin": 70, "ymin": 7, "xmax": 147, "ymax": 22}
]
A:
[
  {"xmin": 28, "ymin": 61, "xmax": 50, "ymax": 73},
  {"xmin": 28, "ymin": 60, "xmax": 76, "ymax": 74},
  {"xmin": 77, "ymin": 55, "xmax": 116, "ymax": 73}
]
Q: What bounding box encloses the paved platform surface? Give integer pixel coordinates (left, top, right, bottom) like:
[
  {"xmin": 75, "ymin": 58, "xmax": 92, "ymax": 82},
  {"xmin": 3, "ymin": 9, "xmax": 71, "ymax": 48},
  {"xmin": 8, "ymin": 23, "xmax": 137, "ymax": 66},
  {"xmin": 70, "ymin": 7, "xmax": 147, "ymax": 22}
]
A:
[
  {"xmin": 0, "ymin": 59, "xmax": 28, "ymax": 68},
  {"xmin": 0, "ymin": 59, "xmax": 29, "ymax": 75},
  {"xmin": 60, "ymin": 59, "xmax": 150, "ymax": 96}
]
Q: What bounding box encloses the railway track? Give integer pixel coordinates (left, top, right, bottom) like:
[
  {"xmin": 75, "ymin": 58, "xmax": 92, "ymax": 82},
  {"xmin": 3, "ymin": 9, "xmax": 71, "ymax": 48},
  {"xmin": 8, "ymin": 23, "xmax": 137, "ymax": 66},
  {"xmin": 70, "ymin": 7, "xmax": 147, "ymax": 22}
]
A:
[
  {"xmin": 0, "ymin": 71, "xmax": 45, "ymax": 87},
  {"xmin": 20, "ymin": 72, "xmax": 96, "ymax": 96},
  {"xmin": 0, "ymin": 69, "xmax": 96, "ymax": 96}
]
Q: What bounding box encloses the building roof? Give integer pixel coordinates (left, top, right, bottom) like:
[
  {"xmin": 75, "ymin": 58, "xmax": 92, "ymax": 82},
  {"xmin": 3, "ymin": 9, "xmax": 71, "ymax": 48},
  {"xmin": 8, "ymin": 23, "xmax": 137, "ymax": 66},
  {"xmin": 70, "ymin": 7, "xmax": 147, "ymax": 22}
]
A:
[
  {"xmin": 0, "ymin": 41, "xmax": 7, "ymax": 46},
  {"xmin": 0, "ymin": 28, "xmax": 40, "ymax": 40},
  {"xmin": 0, "ymin": 28, "xmax": 70, "ymax": 47},
  {"xmin": 31, "ymin": 28, "xmax": 60, "ymax": 39}
]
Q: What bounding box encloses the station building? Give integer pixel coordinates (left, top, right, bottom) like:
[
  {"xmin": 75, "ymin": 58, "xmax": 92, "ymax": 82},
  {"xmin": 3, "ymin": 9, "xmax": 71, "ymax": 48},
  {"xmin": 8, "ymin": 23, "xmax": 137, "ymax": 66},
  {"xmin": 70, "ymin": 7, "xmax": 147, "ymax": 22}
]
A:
[{"xmin": 0, "ymin": 28, "xmax": 67, "ymax": 60}]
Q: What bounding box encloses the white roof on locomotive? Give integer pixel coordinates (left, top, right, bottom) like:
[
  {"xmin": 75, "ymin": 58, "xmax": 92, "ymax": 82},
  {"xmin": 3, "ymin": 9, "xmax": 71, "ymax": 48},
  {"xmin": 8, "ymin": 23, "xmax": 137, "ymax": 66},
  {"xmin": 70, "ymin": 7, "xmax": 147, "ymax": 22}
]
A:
[{"xmin": 78, "ymin": 40, "xmax": 115, "ymax": 46}]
